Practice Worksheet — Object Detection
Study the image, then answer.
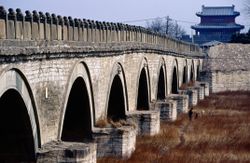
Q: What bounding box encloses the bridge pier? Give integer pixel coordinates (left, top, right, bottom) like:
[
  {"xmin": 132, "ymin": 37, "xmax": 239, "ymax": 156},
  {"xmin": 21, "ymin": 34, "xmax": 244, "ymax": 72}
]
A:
[
  {"xmin": 166, "ymin": 94, "xmax": 189, "ymax": 114},
  {"xmin": 126, "ymin": 110, "xmax": 160, "ymax": 136},
  {"xmin": 155, "ymin": 100, "xmax": 177, "ymax": 121},
  {"xmin": 92, "ymin": 126, "xmax": 136, "ymax": 159},
  {"xmin": 199, "ymin": 82, "xmax": 210, "ymax": 97},
  {"xmin": 179, "ymin": 88, "xmax": 198, "ymax": 107},
  {"xmin": 194, "ymin": 84, "xmax": 205, "ymax": 101},
  {"xmin": 37, "ymin": 141, "xmax": 96, "ymax": 163}
]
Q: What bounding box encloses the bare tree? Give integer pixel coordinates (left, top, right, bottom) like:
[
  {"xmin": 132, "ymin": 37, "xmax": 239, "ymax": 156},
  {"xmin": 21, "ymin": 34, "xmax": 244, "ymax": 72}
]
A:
[
  {"xmin": 146, "ymin": 18, "xmax": 164, "ymax": 34},
  {"xmin": 146, "ymin": 17, "xmax": 186, "ymax": 39},
  {"xmin": 244, "ymin": 0, "xmax": 250, "ymax": 17}
]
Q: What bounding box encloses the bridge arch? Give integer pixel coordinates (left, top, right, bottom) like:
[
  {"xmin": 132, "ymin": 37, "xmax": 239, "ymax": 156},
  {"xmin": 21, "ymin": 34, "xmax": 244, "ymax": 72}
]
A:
[
  {"xmin": 196, "ymin": 59, "xmax": 201, "ymax": 81},
  {"xmin": 182, "ymin": 59, "xmax": 188, "ymax": 84},
  {"xmin": 136, "ymin": 57, "xmax": 151, "ymax": 110},
  {"xmin": 59, "ymin": 62, "xmax": 94, "ymax": 141},
  {"xmin": 190, "ymin": 60, "xmax": 195, "ymax": 82},
  {"xmin": 156, "ymin": 58, "xmax": 167, "ymax": 100},
  {"xmin": 105, "ymin": 62, "xmax": 128, "ymax": 121},
  {"xmin": 171, "ymin": 59, "xmax": 179, "ymax": 94},
  {"xmin": 0, "ymin": 68, "xmax": 40, "ymax": 161}
]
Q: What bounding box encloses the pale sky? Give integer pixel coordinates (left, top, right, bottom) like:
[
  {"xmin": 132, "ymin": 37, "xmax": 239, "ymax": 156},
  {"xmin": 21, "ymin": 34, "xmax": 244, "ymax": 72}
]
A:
[{"xmin": 0, "ymin": 0, "xmax": 247, "ymax": 34}]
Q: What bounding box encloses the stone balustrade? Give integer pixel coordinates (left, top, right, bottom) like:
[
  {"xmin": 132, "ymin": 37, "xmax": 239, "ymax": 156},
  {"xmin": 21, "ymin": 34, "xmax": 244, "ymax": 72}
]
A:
[{"xmin": 0, "ymin": 6, "xmax": 200, "ymax": 55}]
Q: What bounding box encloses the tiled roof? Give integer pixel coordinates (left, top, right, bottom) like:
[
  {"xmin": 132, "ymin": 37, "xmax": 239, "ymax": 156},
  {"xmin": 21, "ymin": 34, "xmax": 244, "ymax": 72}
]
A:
[
  {"xmin": 191, "ymin": 24, "xmax": 244, "ymax": 30},
  {"xmin": 197, "ymin": 5, "xmax": 240, "ymax": 16}
]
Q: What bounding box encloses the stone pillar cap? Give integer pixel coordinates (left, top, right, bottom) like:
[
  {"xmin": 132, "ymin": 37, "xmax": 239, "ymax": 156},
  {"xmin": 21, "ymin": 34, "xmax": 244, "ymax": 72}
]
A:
[
  {"xmin": 25, "ymin": 10, "xmax": 32, "ymax": 21},
  {"xmin": 8, "ymin": 8, "xmax": 16, "ymax": 20}
]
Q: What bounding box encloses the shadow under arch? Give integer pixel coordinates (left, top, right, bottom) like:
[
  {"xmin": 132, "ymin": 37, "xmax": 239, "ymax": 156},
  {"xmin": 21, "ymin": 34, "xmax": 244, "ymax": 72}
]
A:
[
  {"xmin": 156, "ymin": 58, "xmax": 167, "ymax": 100},
  {"xmin": 0, "ymin": 69, "xmax": 40, "ymax": 162},
  {"xmin": 183, "ymin": 60, "xmax": 188, "ymax": 84},
  {"xmin": 171, "ymin": 59, "xmax": 179, "ymax": 94},
  {"xmin": 105, "ymin": 62, "xmax": 128, "ymax": 122},
  {"xmin": 136, "ymin": 58, "xmax": 150, "ymax": 110},
  {"xmin": 190, "ymin": 60, "xmax": 195, "ymax": 81},
  {"xmin": 59, "ymin": 62, "xmax": 95, "ymax": 142},
  {"xmin": 197, "ymin": 60, "xmax": 201, "ymax": 81}
]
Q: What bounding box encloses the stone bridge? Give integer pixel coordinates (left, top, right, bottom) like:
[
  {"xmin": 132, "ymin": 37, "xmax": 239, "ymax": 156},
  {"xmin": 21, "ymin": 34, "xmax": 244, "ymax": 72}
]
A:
[{"xmin": 0, "ymin": 6, "xmax": 208, "ymax": 162}]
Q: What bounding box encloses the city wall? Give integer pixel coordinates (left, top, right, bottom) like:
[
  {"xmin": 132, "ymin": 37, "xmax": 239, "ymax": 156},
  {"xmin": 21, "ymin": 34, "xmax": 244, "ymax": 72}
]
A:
[{"xmin": 202, "ymin": 43, "xmax": 250, "ymax": 93}]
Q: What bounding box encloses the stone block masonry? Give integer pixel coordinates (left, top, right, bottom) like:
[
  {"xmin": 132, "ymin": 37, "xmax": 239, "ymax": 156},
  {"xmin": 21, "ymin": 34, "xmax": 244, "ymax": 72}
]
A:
[
  {"xmin": 92, "ymin": 126, "xmax": 136, "ymax": 159},
  {"xmin": 37, "ymin": 141, "xmax": 96, "ymax": 163},
  {"xmin": 0, "ymin": 5, "xmax": 205, "ymax": 163},
  {"xmin": 127, "ymin": 110, "xmax": 160, "ymax": 136},
  {"xmin": 166, "ymin": 94, "xmax": 189, "ymax": 114},
  {"xmin": 202, "ymin": 43, "xmax": 250, "ymax": 93},
  {"xmin": 155, "ymin": 100, "xmax": 177, "ymax": 121},
  {"xmin": 194, "ymin": 85, "xmax": 205, "ymax": 100},
  {"xmin": 199, "ymin": 82, "xmax": 210, "ymax": 97},
  {"xmin": 179, "ymin": 88, "xmax": 198, "ymax": 107}
]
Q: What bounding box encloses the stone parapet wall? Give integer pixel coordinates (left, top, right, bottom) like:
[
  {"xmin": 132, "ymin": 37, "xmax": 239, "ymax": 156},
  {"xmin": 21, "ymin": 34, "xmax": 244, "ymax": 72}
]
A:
[
  {"xmin": 0, "ymin": 6, "xmax": 201, "ymax": 56},
  {"xmin": 202, "ymin": 44, "xmax": 250, "ymax": 93}
]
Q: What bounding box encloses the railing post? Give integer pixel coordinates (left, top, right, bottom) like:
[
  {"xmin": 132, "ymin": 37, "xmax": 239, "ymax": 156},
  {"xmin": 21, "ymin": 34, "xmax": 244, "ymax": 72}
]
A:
[
  {"xmin": 32, "ymin": 10, "xmax": 40, "ymax": 40},
  {"xmin": 63, "ymin": 16, "xmax": 69, "ymax": 41},
  {"xmin": 90, "ymin": 20, "xmax": 95, "ymax": 43},
  {"xmin": 123, "ymin": 24, "xmax": 127, "ymax": 42},
  {"xmin": 16, "ymin": 8, "xmax": 24, "ymax": 40},
  {"xmin": 73, "ymin": 18, "xmax": 79, "ymax": 41},
  {"xmin": 45, "ymin": 12, "xmax": 51, "ymax": 40},
  {"xmin": 107, "ymin": 22, "xmax": 111, "ymax": 43},
  {"xmin": 39, "ymin": 12, "xmax": 45, "ymax": 40},
  {"xmin": 24, "ymin": 10, "xmax": 32, "ymax": 40},
  {"xmin": 0, "ymin": 6, "xmax": 7, "ymax": 39},
  {"xmin": 87, "ymin": 20, "xmax": 92, "ymax": 42},
  {"xmin": 7, "ymin": 8, "xmax": 16, "ymax": 39},
  {"xmin": 78, "ymin": 19, "xmax": 83, "ymax": 41},
  {"xmin": 57, "ymin": 15, "xmax": 63, "ymax": 40},
  {"xmin": 82, "ymin": 19, "xmax": 88, "ymax": 42},
  {"xmin": 68, "ymin": 16, "xmax": 74, "ymax": 41},
  {"xmin": 103, "ymin": 22, "xmax": 107, "ymax": 43},
  {"xmin": 51, "ymin": 14, "xmax": 58, "ymax": 40},
  {"xmin": 91, "ymin": 20, "xmax": 96, "ymax": 43}
]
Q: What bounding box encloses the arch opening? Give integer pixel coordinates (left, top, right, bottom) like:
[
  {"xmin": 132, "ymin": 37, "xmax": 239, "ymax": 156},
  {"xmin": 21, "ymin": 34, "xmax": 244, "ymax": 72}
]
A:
[
  {"xmin": 157, "ymin": 66, "xmax": 165, "ymax": 100},
  {"xmin": 0, "ymin": 89, "xmax": 35, "ymax": 162},
  {"xmin": 190, "ymin": 66, "xmax": 194, "ymax": 82},
  {"xmin": 61, "ymin": 77, "xmax": 92, "ymax": 142},
  {"xmin": 137, "ymin": 68, "xmax": 149, "ymax": 110},
  {"xmin": 197, "ymin": 65, "xmax": 200, "ymax": 81},
  {"xmin": 107, "ymin": 75, "xmax": 126, "ymax": 122},
  {"xmin": 183, "ymin": 66, "xmax": 187, "ymax": 84},
  {"xmin": 172, "ymin": 67, "xmax": 178, "ymax": 94}
]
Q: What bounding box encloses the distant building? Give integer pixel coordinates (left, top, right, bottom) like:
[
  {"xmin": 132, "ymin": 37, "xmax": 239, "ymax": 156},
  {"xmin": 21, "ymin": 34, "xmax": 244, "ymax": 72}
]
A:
[{"xmin": 191, "ymin": 5, "xmax": 244, "ymax": 45}]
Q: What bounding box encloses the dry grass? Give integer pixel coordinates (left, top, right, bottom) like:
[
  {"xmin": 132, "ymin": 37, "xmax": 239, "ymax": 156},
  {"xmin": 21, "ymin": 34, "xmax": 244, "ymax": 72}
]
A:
[
  {"xmin": 179, "ymin": 80, "xmax": 196, "ymax": 90},
  {"xmin": 98, "ymin": 91, "xmax": 250, "ymax": 163},
  {"xmin": 95, "ymin": 118, "xmax": 135, "ymax": 128}
]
